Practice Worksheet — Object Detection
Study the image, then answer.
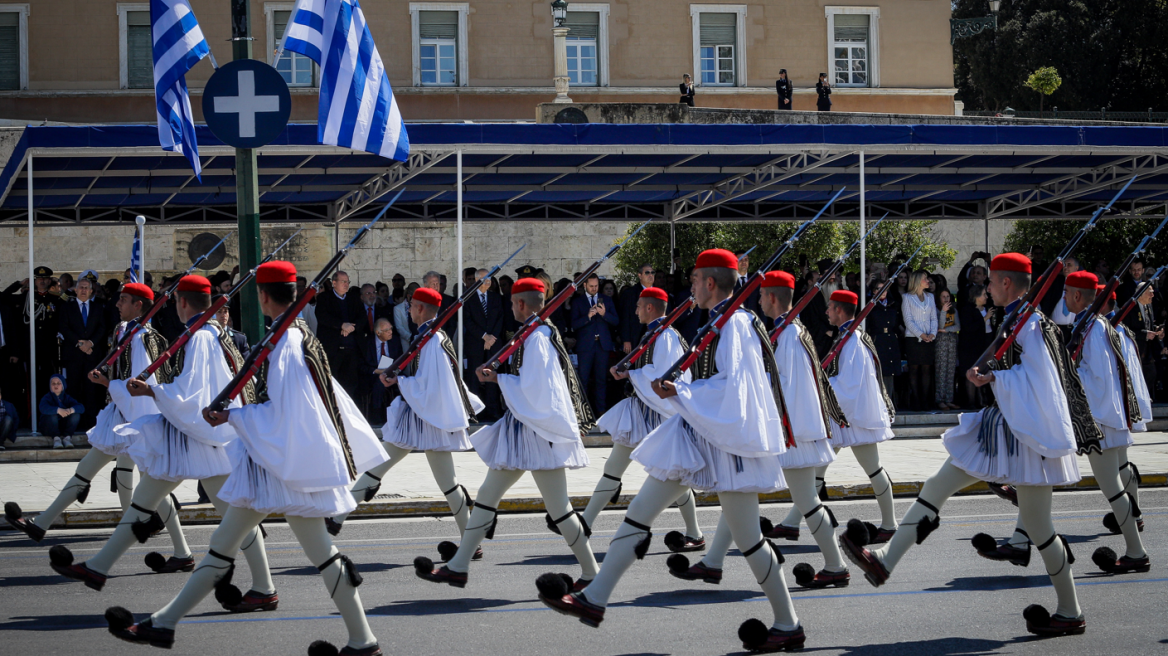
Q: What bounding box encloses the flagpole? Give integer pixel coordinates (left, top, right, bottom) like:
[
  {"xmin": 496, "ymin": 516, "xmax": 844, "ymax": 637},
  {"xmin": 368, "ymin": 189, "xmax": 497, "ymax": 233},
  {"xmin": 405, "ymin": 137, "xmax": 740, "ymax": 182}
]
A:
[
  {"xmin": 136, "ymin": 215, "xmax": 145, "ymax": 285},
  {"xmin": 231, "ymin": 0, "xmax": 264, "ymax": 343},
  {"xmin": 27, "ymin": 154, "xmax": 37, "ymax": 436}
]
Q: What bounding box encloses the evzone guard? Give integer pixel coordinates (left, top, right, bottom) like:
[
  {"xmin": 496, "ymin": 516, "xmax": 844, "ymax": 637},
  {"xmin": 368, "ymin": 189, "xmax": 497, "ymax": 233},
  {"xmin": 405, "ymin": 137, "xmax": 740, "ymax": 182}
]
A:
[
  {"xmin": 840, "ymin": 253, "xmax": 1095, "ymax": 637},
  {"xmin": 539, "ymin": 249, "xmax": 808, "ymax": 653},
  {"xmin": 104, "ymin": 261, "xmax": 392, "ymax": 655},
  {"xmin": 5, "ymin": 283, "xmax": 186, "ymax": 564},
  {"xmin": 585, "ymin": 286, "xmax": 705, "ymax": 552},
  {"xmin": 414, "ymin": 276, "xmax": 599, "ymax": 588},
  {"xmin": 49, "ymin": 274, "xmax": 276, "ymax": 611},
  {"xmin": 972, "ymin": 272, "xmax": 1149, "ymax": 575},
  {"xmin": 328, "ymin": 285, "xmax": 486, "ymax": 565}
]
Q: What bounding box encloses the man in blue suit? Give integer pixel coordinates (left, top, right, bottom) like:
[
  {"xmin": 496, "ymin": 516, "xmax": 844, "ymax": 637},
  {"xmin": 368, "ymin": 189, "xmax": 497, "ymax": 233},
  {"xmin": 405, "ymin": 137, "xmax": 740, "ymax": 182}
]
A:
[{"xmin": 571, "ymin": 273, "xmax": 619, "ymax": 415}]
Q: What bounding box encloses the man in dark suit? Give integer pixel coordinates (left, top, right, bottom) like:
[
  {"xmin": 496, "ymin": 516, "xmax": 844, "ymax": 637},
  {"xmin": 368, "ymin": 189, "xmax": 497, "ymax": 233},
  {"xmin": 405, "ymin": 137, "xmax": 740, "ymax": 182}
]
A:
[
  {"xmin": 734, "ymin": 250, "xmax": 764, "ymax": 322},
  {"xmin": 358, "ymin": 283, "xmax": 391, "ymax": 336},
  {"xmin": 679, "ymin": 73, "xmax": 695, "ymax": 106},
  {"xmin": 462, "ymin": 268, "xmax": 504, "ymax": 420},
  {"xmin": 421, "ymin": 271, "xmax": 457, "ymax": 340},
  {"xmin": 58, "ymin": 277, "xmax": 108, "ymax": 430},
  {"xmin": 0, "ymin": 280, "xmax": 28, "ymax": 425},
  {"xmin": 362, "ymin": 317, "xmax": 403, "ymax": 423},
  {"xmin": 618, "ymin": 263, "xmax": 656, "ymax": 354},
  {"xmin": 1123, "ymin": 283, "xmax": 1164, "ymax": 401},
  {"xmin": 314, "ymin": 269, "xmax": 367, "ymax": 398},
  {"xmin": 570, "ymin": 273, "xmax": 619, "ymax": 415},
  {"xmin": 800, "ymin": 259, "xmax": 840, "ymax": 358},
  {"xmin": 213, "ymin": 299, "xmax": 250, "ymax": 355},
  {"xmin": 1116, "ymin": 257, "xmax": 1146, "ymax": 308}
]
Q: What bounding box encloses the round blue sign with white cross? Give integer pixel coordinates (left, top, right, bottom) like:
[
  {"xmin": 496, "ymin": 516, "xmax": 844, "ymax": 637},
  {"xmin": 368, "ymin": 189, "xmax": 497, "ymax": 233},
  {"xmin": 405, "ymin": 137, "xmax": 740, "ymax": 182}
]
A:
[{"xmin": 202, "ymin": 59, "xmax": 291, "ymax": 149}]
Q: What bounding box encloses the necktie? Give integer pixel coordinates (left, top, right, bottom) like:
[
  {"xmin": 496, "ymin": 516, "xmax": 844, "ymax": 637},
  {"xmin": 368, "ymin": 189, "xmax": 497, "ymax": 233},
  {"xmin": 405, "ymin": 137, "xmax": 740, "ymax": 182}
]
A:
[
  {"xmin": 480, "ymin": 293, "xmax": 488, "ymax": 316},
  {"xmin": 381, "ymin": 342, "xmax": 386, "ymax": 358},
  {"xmin": 590, "ymin": 295, "xmax": 596, "ymax": 308},
  {"xmin": 367, "ymin": 306, "xmax": 374, "ymax": 331},
  {"xmin": 81, "ymin": 302, "xmax": 88, "ymax": 327}
]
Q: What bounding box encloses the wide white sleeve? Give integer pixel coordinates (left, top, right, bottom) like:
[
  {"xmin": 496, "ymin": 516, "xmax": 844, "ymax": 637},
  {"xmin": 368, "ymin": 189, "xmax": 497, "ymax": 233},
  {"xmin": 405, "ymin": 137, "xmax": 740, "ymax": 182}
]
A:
[
  {"xmin": 151, "ymin": 328, "xmax": 241, "ymax": 447},
  {"xmin": 397, "ymin": 337, "xmax": 484, "ymax": 431},
  {"xmin": 496, "ymin": 327, "xmax": 581, "ymax": 443},
  {"xmin": 668, "ymin": 311, "xmax": 785, "ymax": 457},
  {"xmin": 990, "ymin": 315, "xmax": 1076, "ymax": 456},
  {"xmin": 827, "ymin": 336, "xmax": 889, "ymax": 430},
  {"xmin": 628, "ymin": 328, "xmax": 690, "ymax": 417},
  {"xmin": 775, "ymin": 326, "xmax": 829, "ymax": 442},
  {"xmin": 1119, "ymin": 330, "xmax": 1153, "ymax": 426},
  {"xmin": 1076, "ymin": 319, "xmax": 1127, "ymax": 430},
  {"xmin": 107, "ymin": 331, "xmax": 161, "ymax": 423}
]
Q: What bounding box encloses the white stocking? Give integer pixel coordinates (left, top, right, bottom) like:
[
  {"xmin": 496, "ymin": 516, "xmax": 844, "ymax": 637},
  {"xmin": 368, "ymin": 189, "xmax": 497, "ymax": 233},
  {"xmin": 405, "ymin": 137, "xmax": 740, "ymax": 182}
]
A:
[
  {"xmin": 33, "ymin": 449, "xmax": 114, "ymax": 530},
  {"xmin": 1117, "ymin": 447, "xmax": 1142, "ymax": 516},
  {"xmin": 1087, "ymin": 449, "xmax": 1145, "ymax": 559},
  {"xmin": 874, "ymin": 459, "xmax": 976, "ymax": 572},
  {"xmin": 286, "ymin": 516, "xmax": 378, "ymax": 649},
  {"xmin": 333, "ymin": 442, "xmax": 410, "ymax": 525},
  {"xmin": 427, "ymin": 451, "xmax": 470, "ymax": 534},
  {"xmin": 155, "ymin": 492, "xmax": 189, "ymax": 558},
  {"xmin": 720, "ymin": 491, "xmax": 800, "ymax": 631},
  {"xmin": 447, "ymin": 468, "xmax": 525, "ymax": 573},
  {"xmin": 851, "ymin": 444, "xmax": 897, "ymax": 530},
  {"xmin": 1007, "ymin": 516, "xmax": 1031, "ymax": 548},
  {"xmin": 581, "ymin": 445, "xmax": 633, "ymax": 528},
  {"xmin": 114, "ymin": 455, "xmax": 136, "ymax": 510},
  {"xmin": 1017, "ymin": 485, "xmax": 1082, "ymax": 619},
  {"xmin": 531, "ymin": 469, "xmax": 599, "ymax": 580},
  {"xmin": 86, "ymin": 475, "xmax": 183, "ymax": 575},
  {"xmin": 785, "ymin": 467, "xmax": 845, "ymax": 571},
  {"xmin": 201, "ymin": 475, "xmax": 275, "ymax": 596},
  {"xmin": 675, "ymin": 488, "xmax": 703, "ymax": 539},
  {"xmin": 779, "ymin": 464, "xmax": 828, "ymax": 528},
  {"xmin": 699, "ymin": 513, "xmax": 733, "ymax": 570}
]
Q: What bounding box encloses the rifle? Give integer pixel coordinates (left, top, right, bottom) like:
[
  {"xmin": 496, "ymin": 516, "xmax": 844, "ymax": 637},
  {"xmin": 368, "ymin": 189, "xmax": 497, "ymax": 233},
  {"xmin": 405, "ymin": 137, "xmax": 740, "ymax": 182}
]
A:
[
  {"xmin": 656, "ymin": 188, "xmax": 846, "ymax": 384},
  {"xmin": 385, "ymin": 243, "xmax": 527, "ymax": 377},
  {"xmin": 483, "ymin": 218, "xmax": 655, "ymax": 371},
  {"xmin": 820, "ymin": 245, "xmax": 922, "ymax": 370},
  {"xmin": 96, "ymin": 232, "xmax": 233, "ymax": 376},
  {"xmin": 136, "ymin": 229, "xmax": 303, "ymax": 379},
  {"xmin": 207, "ymin": 190, "xmax": 403, "ymax": 412},
  {"xmin": 973, "ymin": 176, "xmax": 1136, "ymax": 372},
  {"xmin": 1068, "ymin": 215, "xmax": 1168, "ymax": 360},
  {"xmin": 612, "ymin": 247, "xmax": 757, "ymax": 375},
  {"xmin": 1112, "ymin": 264, "xmax": 1168, "ymax": 327},
  {"xmin": 771, "ymin": 213, "xmax": 888, "ymax": 345}
]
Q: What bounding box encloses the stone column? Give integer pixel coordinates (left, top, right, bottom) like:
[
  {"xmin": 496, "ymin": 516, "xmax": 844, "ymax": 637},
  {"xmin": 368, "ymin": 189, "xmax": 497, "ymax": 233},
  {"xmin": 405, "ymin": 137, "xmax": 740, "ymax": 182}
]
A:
[{"xmin": 553, "ymin": 26, "xmax": 572, "ymax": 104}]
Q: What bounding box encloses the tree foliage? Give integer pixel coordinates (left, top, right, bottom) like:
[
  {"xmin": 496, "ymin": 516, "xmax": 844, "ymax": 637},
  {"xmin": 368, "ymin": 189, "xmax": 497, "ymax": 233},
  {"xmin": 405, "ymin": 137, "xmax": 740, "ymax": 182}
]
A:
[
  {"xmin": 612, "ymin": 220, "xmax": 956, "ymax": 286},
  {"xmin": 953, "ymin": 0, "xmax": 1168, "ymax": 112},
  {"xmin": 1004, "ymin": 216, "xmax": 1168, "ymax": 273},
  {"xmin": 1024, "ymin": 66, "xmax": 1062, "ymax": 112}
]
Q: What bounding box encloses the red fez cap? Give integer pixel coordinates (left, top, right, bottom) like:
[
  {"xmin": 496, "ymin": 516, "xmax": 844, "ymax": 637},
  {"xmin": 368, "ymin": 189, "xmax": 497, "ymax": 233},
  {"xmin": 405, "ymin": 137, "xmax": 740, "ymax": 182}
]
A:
[
  {"xmin": 639, "ymin": 287, "xmax": 669, "ymax": 302},
  {"xmin": 1098, "ymin": 284, "xmax": 1117, "ymax": 302},
  {"xmin": 761, "ymin": 271, "xmax": 795, "ymax": 289},
  {"xmin": 695, "ymin": 248, "xmax": 739, "ymax": 270},
  {"xmin": 177, "ymin": 275, "xmax": 211, "ymax": 294},
  {"xmin": 830, "ymin": 290, "xmax": 858, "ymax": 305},
  {"xmin": 512, "ymin": 277, "xmax": 545, "ymax": 294},
  {"xmin": 990, "ymin": 253, "xmax": 1032, "ymax": 274},
  {"xmin": 256, "ymin": 261, "xmax": 297, "ymax": 284},
  {"xmin": 1065, "ymin": 271, "xmax": 1098, "ymax": 290},
  {"xmin": 412, "ymin": 287, "xmax": 443, "ymax": 306},
  {"xmin": 121, "ymin": 282, "xmax": 153, "ymax": 302}
]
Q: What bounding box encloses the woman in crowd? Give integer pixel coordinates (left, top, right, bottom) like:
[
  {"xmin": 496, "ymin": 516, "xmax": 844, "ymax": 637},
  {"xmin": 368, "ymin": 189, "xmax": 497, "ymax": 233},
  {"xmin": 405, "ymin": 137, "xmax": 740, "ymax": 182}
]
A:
[
  {"xmin": 934, "ymin": 288, "xmax": 960, "ymax": 410},
  {"xmin": 38, "ymin": 374, "xmax": 84, "ymax": 449},
  {"xmin": 901, "ymin": 271, "xmax": 937, "ymax": 411},
  {"xmin": 601, "ymin": 279, "xmax": 617, "ymax": 300},
  {"xmin": 956, "ymin": 283, "xmax": 995, "ymax": 408}
]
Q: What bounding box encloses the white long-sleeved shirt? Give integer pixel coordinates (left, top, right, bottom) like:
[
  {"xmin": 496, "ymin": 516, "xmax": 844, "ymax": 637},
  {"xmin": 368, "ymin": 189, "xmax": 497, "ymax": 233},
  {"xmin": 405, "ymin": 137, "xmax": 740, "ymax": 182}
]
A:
[{"xmin": 902, "ymin": 293, "xmax": 938, "ymax": 339}]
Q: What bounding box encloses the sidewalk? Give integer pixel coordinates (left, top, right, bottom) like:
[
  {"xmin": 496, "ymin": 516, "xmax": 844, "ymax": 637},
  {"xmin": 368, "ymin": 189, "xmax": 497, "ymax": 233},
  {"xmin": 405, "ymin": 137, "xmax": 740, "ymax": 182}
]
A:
[{"xmin": 3, "ymin": 431, "xmax": 1166, "ymax": 529}]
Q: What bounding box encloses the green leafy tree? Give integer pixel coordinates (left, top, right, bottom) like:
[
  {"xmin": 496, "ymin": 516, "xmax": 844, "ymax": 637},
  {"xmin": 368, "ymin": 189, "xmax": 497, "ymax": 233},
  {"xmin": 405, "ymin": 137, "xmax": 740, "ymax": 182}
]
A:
[
  {"xmin": 1024, "ymin": 66, "xmax": 1062, "ymax": 114},
  {"xmin": 1004, "ymin": 216, "xmax": 1168, "ymax": 276},
  {"xmin": 612, "ymin": 220, "xmax": 955, "ymax": 286}
]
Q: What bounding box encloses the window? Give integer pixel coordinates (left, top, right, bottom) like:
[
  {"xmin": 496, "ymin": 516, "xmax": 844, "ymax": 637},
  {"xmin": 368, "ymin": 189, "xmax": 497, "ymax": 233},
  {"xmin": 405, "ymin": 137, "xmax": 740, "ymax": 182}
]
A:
[
  {"xmin": 564, "ymin": 11, "xmax": 599, "ymax": 86},
  {"xmin": 269, "ymin": 6, "xmax": 316, "ymax": 87},
  {"xmin": 410, "ymin": 4, "xmax": 468, "ymax": 87},
  {"xmin": 690, "ymin": 5, "xmax": 746, "ymax": 87},
  {"xmin": 825, "ymin": 7, "xmax": 880, "ymax": 88},
  {"xmin": 118, "ymin": 3, "xmax": 152, "ymax": 89},
  {"xmin": 0, "ymin": 6, "xmax": 27, "ymax": 91}
]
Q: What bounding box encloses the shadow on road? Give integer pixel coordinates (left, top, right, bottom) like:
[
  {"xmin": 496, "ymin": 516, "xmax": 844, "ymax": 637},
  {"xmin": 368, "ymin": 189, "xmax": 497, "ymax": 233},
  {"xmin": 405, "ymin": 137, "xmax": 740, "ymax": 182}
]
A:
[
  {"xmin": 369, "ymin": 597, "xmax": 520, "ymax": 616},
  {"xmin": 787, "ymin": 636, "xmax": 1014, "ymax": 655},
  {"xmin": 613, "ymin": 587, "xmax": 764, "ymax": 609},
  {"xmin": 271, "ymin": 562, "xmax": 402, "ymax": 576},
  {"xmin": 925, "ymin": 574, "xmax": 1050, "ymax": 592},
  {"xmin": 0, "ymin": 614, "xmax": 106, "ymax": 631}
]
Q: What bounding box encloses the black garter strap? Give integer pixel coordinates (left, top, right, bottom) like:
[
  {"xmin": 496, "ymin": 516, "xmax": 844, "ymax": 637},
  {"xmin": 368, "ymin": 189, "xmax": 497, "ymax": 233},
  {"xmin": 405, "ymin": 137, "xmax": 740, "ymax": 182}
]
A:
[
  {"xmin": 111, "ymin": 467, "xmax": 133, "ymax": 493},
  {"xmin": 602, "ymin": 474, "xmax": 621, "ymax": 482},
  {"xmin": 366, "ymin": 473, "xmax": 382, "ymax": 482},
  {"xmin": 69, "ymin": 473, "xmax": 92, "ymax": 504},
  {"xmin": 130, "ymin": 502, "xmax": 153, "ymax": 515},
  {"xmin": 803, "ymin": 504, "xmax": 825, "ymax": 519},
  {"xmin": 743, "ymin": 538, "xmax": 768, "ymax": 557},
  {"xmin": 623, "ymin": 517, "xmax": 651, "ymax": 531},
  {"xmin": 618, "ymin": 518, "xmax": 653, "ymax": 560},
  {"xmin": 1035, "ymin": 533, "xmax": 1074, "ymax": 575},
  {"xmin": 742, "ymin": 538, "xmax": 784, "ymax": 583},
  {"xmin": 917, "ymin": 499, "xmax": 940, "ymax": 514},
  {"xmin": 208, "ymin": 549, "xmax": 235, "ymax": 563},
  {"xmin": 469, "ymin": 502, "xmax": 499, "ymax": 540},
  {"xmin": 551, "ymin": 510, "xmax": 592, "ymax": 544},
  {"xmin": 443, "ymin": 483, "xmax": 471, "ymax": 514},
  {"xmin": 866, "ymin": 467, "xmax": 884, "ymax": 478},
  {"xmin": 317, "ymin": 553, "xmax": 363, "ymax": 593}
]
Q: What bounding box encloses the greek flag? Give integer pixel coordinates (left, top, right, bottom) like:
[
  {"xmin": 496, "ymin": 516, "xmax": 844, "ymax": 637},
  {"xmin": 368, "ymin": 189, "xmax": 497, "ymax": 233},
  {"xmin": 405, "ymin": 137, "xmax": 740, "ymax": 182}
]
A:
[
  {"xmin": 129, "ymin": 226, "xmax": 143, "ymax": 283},
  {"xmin": 279, "ymin": 0, "xmax": 409, "ymax": 161},
  {"xmin": 151, "ymin": 0, "xmax": 211, "ymax": 179}
]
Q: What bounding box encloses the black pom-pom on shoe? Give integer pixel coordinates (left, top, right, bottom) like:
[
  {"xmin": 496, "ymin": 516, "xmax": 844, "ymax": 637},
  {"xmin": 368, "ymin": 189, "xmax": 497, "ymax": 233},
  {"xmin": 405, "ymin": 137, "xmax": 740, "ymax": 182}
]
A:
[
  {"xmin": 759, "ymin": 516, "xmax": 774, "ymax": 536},
  {"xmin": 844, "ymin": 518, "xmax": 871, "ymax": 548},
  {"xmin": 1102, "ymin": 512, "xmax": 1121, "ymax": 535},
  {"xmin": 5, "ymin": 501, "xmax": 23, "ymax": 521},
  {"xmin": 413, "ymin": 556, "xmax": 435, "ymax": 576},
  {"xmin": 535, "ymin": 572, "xmax": 572, "ymax": 599},
  {"xmin": 144, "ymin": 551, "xmax": 167, "ymax": 572},
  {"xmin": 105, "ymin": 606, "xmax": 135, "ymax": 633},
  {"xmin": 738, "ymin": 618, "xmax": 770, "ymax": 649},
  {"xmin": 49, "ymin": 545, "xmax": 74, "ymax": 568},
  {"xmin": 436, "ymin": 541, "xmax": 459, "ymax": 562},
  {"xmin": 971, "ymin": 532, "xmax": 997, "ymax": 553},
  {"xmin": 663, "ymin": 531, "xmax": 686, "ymax": 552},
  {"xmin": 214, "ymin": 582, "xmax": 243, "ymax": 607},
  {"xmin": 863, "ymin": 521, "xmax": 879, "ymax": 543},
  {"xmin": 1092, "ymin": 546, "xmax": 1118, "ymax": 573},
  {"xmin": 666, "ymin": 553, "xmax": 690, "ymax": 574},
  {"xmin": 307, "ymin": 640, "xmax": 340, "ymax": 656},
  {"xmin": 1023, "ymin": 604, "xmax": 1050, "ymax": 626},
  {"xmin": 792, "ymin": 562, "xmax": 816, "ymax": 587}
]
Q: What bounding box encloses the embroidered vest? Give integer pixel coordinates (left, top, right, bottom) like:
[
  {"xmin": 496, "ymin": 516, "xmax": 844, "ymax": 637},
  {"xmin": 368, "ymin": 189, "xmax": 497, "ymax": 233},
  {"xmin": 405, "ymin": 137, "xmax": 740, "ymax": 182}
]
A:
[{"xmin": 825, "ymin": 326, "xmax": 896, "ymax": 422}]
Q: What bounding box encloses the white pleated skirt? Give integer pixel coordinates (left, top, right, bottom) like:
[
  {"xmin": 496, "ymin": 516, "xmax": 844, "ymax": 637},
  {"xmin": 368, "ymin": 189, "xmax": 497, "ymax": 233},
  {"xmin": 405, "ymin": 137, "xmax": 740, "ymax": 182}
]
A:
[
  {"xmin": 469, "ymin": 412, "xmax": 589, "ymax": 471},
  {"xmin": 597, "ymin": 396, "xmax": 662, "ymax": 449},
  {"xmin": 122, "ymin": 414, "xmax": 232, "ymax": 483},
  {"xmin": 778, "ymin": 437, "xmax": 836, "ymax": 470},
  {"xmin": 633, "ymin": 414, "xmax": 787, "ymax": 494},
  {"xmin": 832, "ymin": 423, "xmax": 894, "ymax": 448},
  {"xmin": 383, "ymin": 398, "xmax": 473, "ymax": 452},
  {"xmin": 1098, "ymin": 424, "xmax": 1134, "ymax": 451},
  {"xmin": 86, "ymin": 404, "xmax": 132, "ymax": 456},
  {"xmin": 217, "ymin": 442, "xmax": 358, "ymax": 518},
  {"xmin": 942, "ymin": 409, "xmax": 1081, "ymax": 486}
]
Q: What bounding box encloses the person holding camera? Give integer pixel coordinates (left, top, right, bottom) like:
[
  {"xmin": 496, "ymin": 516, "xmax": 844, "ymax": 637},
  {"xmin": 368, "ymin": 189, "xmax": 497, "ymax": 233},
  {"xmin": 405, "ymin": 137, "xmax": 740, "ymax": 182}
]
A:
[{"xmin": 679, "ymin": 74, "xmax": 695, "ymax": 107}]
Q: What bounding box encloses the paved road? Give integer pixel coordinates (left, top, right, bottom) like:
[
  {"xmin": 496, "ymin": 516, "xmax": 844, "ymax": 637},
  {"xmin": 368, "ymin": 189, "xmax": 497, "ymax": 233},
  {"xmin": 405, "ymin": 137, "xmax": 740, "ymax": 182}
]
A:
[{"xmin": 0, "ymin": 490, "xmax": 1165, "ymax": 655}]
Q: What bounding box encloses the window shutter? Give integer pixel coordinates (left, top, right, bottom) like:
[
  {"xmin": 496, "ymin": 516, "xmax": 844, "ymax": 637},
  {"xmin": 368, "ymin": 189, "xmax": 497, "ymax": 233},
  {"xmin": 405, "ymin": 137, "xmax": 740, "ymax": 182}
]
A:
[
  {"xmin": 834, "ymin": 14, "xmax": 869, "ymax": 42},
  {"xmin": 564, "ymin": 11, "xmax": 599, "ymax": 40},
  {"xmin": 127, "ymin": 11, "xmax": 153, "ymax": 89},
  {"xmin": 419, "ymin": 11, "xmax": 458, "ymax": 39},
  {"xmin": 0, "ymin": 13, "xmax": 19, "ymax": 90},
  {"xmin": 274, "ymin": 10, "xmax": 290, "ymax": 40},
  {"xmin": 699, "ymin": 12, "xmax": 736, "ymax": 46}
]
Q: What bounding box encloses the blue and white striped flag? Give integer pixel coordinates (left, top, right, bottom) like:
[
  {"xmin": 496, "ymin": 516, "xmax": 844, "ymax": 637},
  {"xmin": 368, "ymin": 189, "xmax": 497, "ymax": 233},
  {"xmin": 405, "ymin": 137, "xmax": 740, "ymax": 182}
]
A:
[
  {"xmin": 279, "ymin": 0, "xmax": 409, "ymax": 161},
  {"xmin": 151, "ymin": 0, "xmax": 211, "ymax": 179},
  {"xmin": 129, "ymin": 226, "xmax": 143, "ymax": 283}
]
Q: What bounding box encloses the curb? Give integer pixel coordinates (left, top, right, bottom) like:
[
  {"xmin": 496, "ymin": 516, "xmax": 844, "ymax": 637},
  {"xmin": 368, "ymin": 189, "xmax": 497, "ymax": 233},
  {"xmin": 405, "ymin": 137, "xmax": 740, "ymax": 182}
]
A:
[{"xmin": 37, "ymin": 472, "xmax": 1167, "ymax": 529}]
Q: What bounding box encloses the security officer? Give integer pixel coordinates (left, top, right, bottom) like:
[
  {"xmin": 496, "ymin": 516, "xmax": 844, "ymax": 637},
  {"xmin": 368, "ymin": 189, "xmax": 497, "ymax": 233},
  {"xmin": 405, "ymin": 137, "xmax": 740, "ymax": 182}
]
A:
[
  {"xmin": 865, "ymin": 279, "xmax": 903, "ymax": 407},
  {"xmin": 776, "ymin": 69, "xmax": 793, "ymax": 110},
  {"xmin": 19, "ymin": 266, "xmax": 64, "ymax": 402}
]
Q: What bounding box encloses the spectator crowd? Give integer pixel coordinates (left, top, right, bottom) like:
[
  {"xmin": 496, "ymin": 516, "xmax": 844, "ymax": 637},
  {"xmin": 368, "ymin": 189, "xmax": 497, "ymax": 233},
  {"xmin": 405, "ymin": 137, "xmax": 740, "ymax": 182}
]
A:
[{"xmin": 2, "ymin": 245, "xmax": 1165, "ymax": 448}]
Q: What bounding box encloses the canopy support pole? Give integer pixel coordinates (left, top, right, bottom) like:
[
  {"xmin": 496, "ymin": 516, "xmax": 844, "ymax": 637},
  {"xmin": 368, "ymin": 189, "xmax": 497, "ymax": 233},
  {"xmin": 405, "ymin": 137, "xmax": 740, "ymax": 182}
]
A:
[
  {"xmin": 669, "ymin": 204, "xmax": 677, "ymax": 274},
  {"xmin": 27, "ymin": 154, "xmax": 36, "ymax": 435},
  {"xmin": 859, "ymin": 151, "xmax": 866, "ymax": 331},
  {"xmin": 456, "ymin": 149, "xmax": 464, "ymax": 375}
]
